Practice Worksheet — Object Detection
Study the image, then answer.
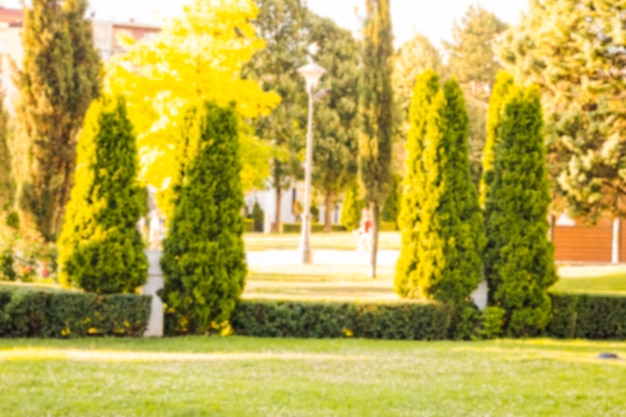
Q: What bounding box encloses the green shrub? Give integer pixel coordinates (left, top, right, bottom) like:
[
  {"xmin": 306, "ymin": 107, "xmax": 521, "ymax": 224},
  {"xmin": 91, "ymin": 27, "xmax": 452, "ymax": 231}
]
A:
[
  {"xmin": 340, "ymin": 182, "xmax": 365, "ymax": 231},
  {"xmin": 483, "ymin": 83, "xmax": 557, "ymax": 337},
  {"xmin": 0, "ymin": 287, "xmax": 150, "ymax": 338},
  {"xmin": 58, "ymin": 97, "xmax": 147, "ymax": 294},
  {"xmin": 229, "ymin": 300, "xmax": 450, "ymax": 340},
  {"xmin": 161, "ymin": 102, "xmax": 246, "ymax": 335},
  {"xmin": 251, "ymin": 201, "xmax": 264, "ymax": 232},
  {"xmin": 280, "ymin": 223, "xmax": 347, "ymax": 233},
  {"xmin": 449, "ymin": 303, "xmax": 481, "ymax": 340},
  {"xmin": 479, "ymin": 306, "xmax": 506, "ymax": 340},
  {"xmin": 0, "ymin": 250, "xmax": 16, "ymax": 282},
  {"xmin": 547, "ymin": 294, "xmax": 626, "ymax": 340},
  {"xmin": 244, "ymin": 218, "xmax": 255, "ymax": 233},
  {"xmin": 381, "ymin": 174, "xmax": 401, "ymax": 227}
]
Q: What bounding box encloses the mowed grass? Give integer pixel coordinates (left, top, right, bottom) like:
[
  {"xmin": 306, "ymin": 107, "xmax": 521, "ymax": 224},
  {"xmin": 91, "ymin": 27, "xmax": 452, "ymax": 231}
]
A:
[
  {"xmin": 1, "ymin": 337, "xmax": 625, "ymax": 416},
  {"xmin": 244, "ymin": 264, "xmax": 626, "ymax": 301},
  {"xmin": 244, "ymin": 231, "xmax": 401, "ymax": 251}
]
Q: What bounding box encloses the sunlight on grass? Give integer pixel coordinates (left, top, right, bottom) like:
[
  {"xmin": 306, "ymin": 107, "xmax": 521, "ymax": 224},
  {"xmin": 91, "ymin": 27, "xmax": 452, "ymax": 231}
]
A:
[{"xmin": 244, "ymin": 232, "xmax": 401, "ymax": 251}]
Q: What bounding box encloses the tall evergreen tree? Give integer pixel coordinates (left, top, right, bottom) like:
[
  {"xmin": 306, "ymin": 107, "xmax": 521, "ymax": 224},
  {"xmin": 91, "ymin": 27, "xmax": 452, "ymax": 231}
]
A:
[
  {"xmin": 0, "ymin": 87, "xmax": 12, "ymax": 211},
  {"xmin": 394, "ymin": 70, "xmax": 440, "ymax": 297},
  {"xmin": 309, "ymin": 15, "xmax": 360, "ymax": 232},
  {"xmin": 358, "ymin": 0, "xmax": 394, "ymax": 278},
  {"xmin": 246, "ymin": 0, "xmax": 308, "ymax": 232},
  {"xmin": 15, "ymin": 0, "xmax": 100, "ymax": 242},
  {"xmin": 479, "ymin": 71, "xmax": 514, "ymax": 208},
  {"xmin": 161, "ymin": 102, "xmax": 246, "ymax": 334},
  {"xmin": 484, "ymin": 85, "xmax": 557, "ymax": 337},
  {"xmin": 399, "ymin": 77, "xmax": 484, "ymax": 304},
  {"xmin": 58, "ymin": 97, "xmax": 147, "ymax": 294},
  {"xmin": 340, "ymin": 181, "xmax": 365, "ymax": 231}
]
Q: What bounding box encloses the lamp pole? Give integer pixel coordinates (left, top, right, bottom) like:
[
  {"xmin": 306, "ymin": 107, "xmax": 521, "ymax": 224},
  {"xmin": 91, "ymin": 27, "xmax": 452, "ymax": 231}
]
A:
[{"xmin": 297, "ymin": 59, "xmax": 326, "ymax": 264}]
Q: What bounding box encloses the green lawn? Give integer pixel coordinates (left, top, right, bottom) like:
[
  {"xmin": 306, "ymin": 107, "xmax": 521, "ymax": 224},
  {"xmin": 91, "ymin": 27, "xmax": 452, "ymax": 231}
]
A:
[
  {"xmin": 244, "ymin": 231, "xmax": 401, "ymax": 251},
  {"xmin": 1, "ymin": 337, "xmax": 625, "ymax": 416},
  {"xmin": 550, "ymin": 272, "xmax": 626, "ymax": 296}
]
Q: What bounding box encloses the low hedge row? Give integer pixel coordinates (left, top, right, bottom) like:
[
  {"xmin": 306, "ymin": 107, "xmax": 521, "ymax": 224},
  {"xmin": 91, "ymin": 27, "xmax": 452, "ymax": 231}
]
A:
[
  {"xmin": 230, "ymin": 300, "xmax": 451, "ymax": 340},
  {"xmin": 280, "ymin": 223, "xmax": 347, "ymax": 233},
  {"xmin": 547, "ymin": 293, "xmax": 626, "ymax": 339},
  {"xmin": 0, "ymin": 287, "xmax": 151, "ymax": 338}
]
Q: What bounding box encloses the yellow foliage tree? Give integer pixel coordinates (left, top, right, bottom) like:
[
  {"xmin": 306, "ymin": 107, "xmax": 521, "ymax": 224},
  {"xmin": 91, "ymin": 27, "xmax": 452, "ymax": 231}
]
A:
[{"xmin": 105, "ymin": 0, "xmax": 280, "ymax": 208}]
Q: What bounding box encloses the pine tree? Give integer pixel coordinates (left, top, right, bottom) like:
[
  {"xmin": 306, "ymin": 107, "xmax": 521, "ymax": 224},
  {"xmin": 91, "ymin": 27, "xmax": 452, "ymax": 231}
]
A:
[
  {"xmin": 309, "ymin": 15, "xmax": 360, "ymax": 232},
  {"xmin": 358, "ymin": 0, "xmax": 394, "ymax": 278},
  {"xmin": 340, "ymin": 182, "xmax": 365, "ymax": 231},
  {"xmin": 0, "ymin": 88, "xmax": 12, "ymax": 211},
  {"xmin": 161, "ymin": 102, "xmax": 246, "ymax": 334},
  {"xmin": 498, "ymin": 0, "xmax": 626, "ymax": 221},
  {"xmin": 485, "ymin": 85, "xmax": 557, "ymax": 337},
  {"xmin": 58, "ymin": 97, "xmax": 147, "ymax": 294},
  {"xmin": 406, "ymin": 79, "xmax": 484, "ymax": 304},
  {"xmin": 15, "ymin": 0, "xmax": 101, "ymax": 242},
  {"xmin": 381, "ymin": 174, "xmax": 401, "ymax": 227},
  {"xmin": 394, "ymin": 70, "xmax": 440, "ymax": 297}
]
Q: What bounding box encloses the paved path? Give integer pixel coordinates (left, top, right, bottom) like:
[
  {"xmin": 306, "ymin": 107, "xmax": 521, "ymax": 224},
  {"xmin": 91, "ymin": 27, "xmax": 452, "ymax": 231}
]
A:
[{"xmin": 247, "ymin": 250, "xmax": 400, "ymax": 267}]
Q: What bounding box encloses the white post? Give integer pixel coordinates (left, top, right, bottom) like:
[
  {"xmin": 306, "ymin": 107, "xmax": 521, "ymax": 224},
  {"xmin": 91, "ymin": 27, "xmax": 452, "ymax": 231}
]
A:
[
  {"xmin": 612, "ymin": 218, "xmax": 621, "ymax": 264},
  {"xmin": 299, "ymin": 87, "xmax": 314, "ymax": 264},
  {"xmin": 141, "ymin": 250, "xmax": 164, "ymax": 337}
]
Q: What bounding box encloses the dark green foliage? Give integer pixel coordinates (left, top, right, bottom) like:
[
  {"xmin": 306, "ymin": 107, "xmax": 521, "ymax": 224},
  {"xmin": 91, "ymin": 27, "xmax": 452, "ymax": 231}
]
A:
[
  {"xmin": 58, "ymin": 97, "xmax": 147, "ymax": 294},
  {"xmin": 229, "ymin": 300, "xmax": 451, "ymax": 340},
  {"xmin": 547, "ymin": 294, "xmax": 626, "ymax": 340},
  {"xmin": 0, "ymin": 287, "xmax": 150, "ymax": 338},
  {"xmin": 395, "ymin": 71, "xmax": 440, "ymax": 297},
  {"xmin": 0, "ymin": 252, "xmax": 16, "ymax": 281},
  {"xmin": 15, "ymin": 0, "xmax": 101, "ymax": 242},
  {"xmin": 449, "ymin": 303, "xmax": 481, "ymax": 341},
  {"xmin": 397, "ymin": 77, "xmax": 484, "ymax": 304},
  {"xmin": 340, "ymin": 182, "xmax": 365, "ymax": 231},
  {"xmin": 252, "ymin": 201, "xmax": 264, "ymax": 232},
  {"xmin": 381, "ymin": 174, "xmax": 401, "ymax": 227},
  {"xmin": 161, "ymin": 102, "xmax": 246, "ymax": 335},
  {"xmin": 280, "ymin": 223, "xmax": 346, "ymax": 233},
  {"xmin": 484, "ymin": 85, "xmax": 557, "ymax": 337},
  {"xmin": 358, "ymin": 0, "xmax": 394, "ymax": 277},
  {"xmin": 309, "ymin": 15, "xmax": 360, "ymax": 231}
]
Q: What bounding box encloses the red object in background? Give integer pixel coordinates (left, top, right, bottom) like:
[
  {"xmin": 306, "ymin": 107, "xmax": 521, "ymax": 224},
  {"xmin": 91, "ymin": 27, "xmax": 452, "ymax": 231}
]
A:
[{"xmin": 364, "ymin": 220, "xmax": 372, "ymax": 234}]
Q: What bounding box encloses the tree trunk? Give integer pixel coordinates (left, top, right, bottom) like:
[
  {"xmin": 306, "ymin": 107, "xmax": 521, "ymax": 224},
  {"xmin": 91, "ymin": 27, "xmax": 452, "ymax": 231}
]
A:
[
  {"xmin": 324, "ymin": 193, "xmax": 334, "ymax": 233},
  {"xmin": 369, "ymin": 201, "xmax": 379, "ymax": 278},
  {"xmin": 273, "ymin": 186, "xmax": 282, "ymax": 233}
]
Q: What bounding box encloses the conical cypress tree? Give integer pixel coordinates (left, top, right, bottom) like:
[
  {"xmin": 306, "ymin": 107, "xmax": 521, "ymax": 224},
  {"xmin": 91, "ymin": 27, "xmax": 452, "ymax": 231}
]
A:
[
  {"xmin": 485, "ymin": 85, "xmax": 557, "ymax": 337},
  {"xmin": 0, "ymin": 88, "xmax": 12, "ymax": 211},
  {"xmin": 161, "ymin": 101, "xmax": 246, "ymax": 334},
  {"xmin": 394, "ymin": 70, "xmax": 440, "ymax": 297},
  {"xmin": 340, "ymin": 182, "xmax": 365, "ymax": 231},
  {"xmin": 413, "ymin": 79, "xmax": 484, "ymax": 305},
  {"xmin": 479, "ymin": 71, "xmax": 514, "ymax": 208},
  {"xmin": 16, "ymin": 0, "xmax": 100, "ymax": 242},
  {"xmin": 58, "ymin": 97, "xmax": 147, "ymax": 294}
]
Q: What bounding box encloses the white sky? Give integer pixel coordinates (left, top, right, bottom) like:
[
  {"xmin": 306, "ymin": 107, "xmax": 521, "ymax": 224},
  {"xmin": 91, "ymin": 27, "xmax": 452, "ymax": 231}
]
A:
[{"xmin": 1, "ymin": 0, "xmax": 528, "ymax": 48}]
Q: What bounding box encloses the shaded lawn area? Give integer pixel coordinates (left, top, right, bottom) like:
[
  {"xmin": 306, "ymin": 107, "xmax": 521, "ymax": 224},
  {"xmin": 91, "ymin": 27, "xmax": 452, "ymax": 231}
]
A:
[
  {"xmin": 244, "ymin": 231, "xmax": 401, "ymax": 251},
  {"xmin": 1, "ymin": 337, "xmax": 625, "ymax": 417},
  {"xmin": 550, "ymin": 272, "xmax": 626, "ymax": 296}
]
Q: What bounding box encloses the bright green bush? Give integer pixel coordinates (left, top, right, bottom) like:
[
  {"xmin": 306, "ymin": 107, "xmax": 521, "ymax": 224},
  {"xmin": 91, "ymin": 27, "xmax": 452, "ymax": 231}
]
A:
[
  {"xmin": 395, "ymin": 70, "xmax": 440, "ymax": 297},
  {"xmin": 58, "ymin": 97, "xmax": 147, "ymax": 294},
  {"xmin": 484, "ymin": 84, "xmax": 557, "ymax": 337},
  {"xmin": 161, "ymin": 102, "xmax": 246, "ymax": 335},
  {"xmin": 381, "ymin": 174, "xmax": 401, "ymax": 227},
  {"xmin": 479, "ymin": 306, "xmax": 506, "ymax": 340},
  {"xmin": 230, "ymin": 300, "xmax": 451, "ymax": 340},
  {"xmin": 340, "ymin": 182, "xmax": 365, "ymax": 231},
  {"xmin": 0, "ymin": 287, "xmax": 150, "ymax": 338},
  {"xmin": 397, "ymin": 76, "xmax": 484, "ymax": 305}
]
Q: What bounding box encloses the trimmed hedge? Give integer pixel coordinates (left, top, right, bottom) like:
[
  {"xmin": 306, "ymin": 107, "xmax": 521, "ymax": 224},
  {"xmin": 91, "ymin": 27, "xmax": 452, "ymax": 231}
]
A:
[
  {"xmin": 0, "ymin": 288, "xmax": 150, "ymax": 338},
  {"xmin": 547, "ymin": 293, "xmax": 626, "ymax": 340},
  {"xmin": 230, "ymin": 300, "xmax": 450, "ymax": 340},
  {"xmin": 280, "ymin": 223, "xmax": 347, "ymax": 233}
]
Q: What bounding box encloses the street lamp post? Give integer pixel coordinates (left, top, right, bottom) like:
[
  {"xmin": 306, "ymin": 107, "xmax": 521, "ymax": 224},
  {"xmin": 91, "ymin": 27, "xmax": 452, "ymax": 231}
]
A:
[{"xmin": 297, "ymin": 59, "xmax": 326, "ymax": 264}]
